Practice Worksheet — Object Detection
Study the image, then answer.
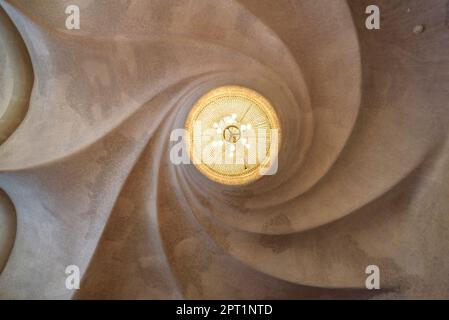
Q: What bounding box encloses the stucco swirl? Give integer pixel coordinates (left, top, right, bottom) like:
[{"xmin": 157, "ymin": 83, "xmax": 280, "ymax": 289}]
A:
[{"xmin": 0, "ymin": 0, "xmax": 448, "ymax": 299}]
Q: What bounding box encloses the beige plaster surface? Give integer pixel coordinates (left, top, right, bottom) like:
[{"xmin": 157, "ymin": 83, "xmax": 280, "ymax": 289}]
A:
[{"xmin": 0, "ymin": 0, "xmax": 448, "ymax": 299}]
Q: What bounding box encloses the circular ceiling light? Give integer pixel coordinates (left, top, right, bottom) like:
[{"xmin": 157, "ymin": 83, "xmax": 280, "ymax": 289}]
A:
[{"xmin": 185, "ymin": 86, "xmax": 281, "ymax": 185}]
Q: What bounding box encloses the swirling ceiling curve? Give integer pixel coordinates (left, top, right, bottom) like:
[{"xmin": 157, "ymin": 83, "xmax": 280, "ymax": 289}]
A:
[{"xmin": 0, "ymin": 0, "xmax": 448, "ymax": 299}]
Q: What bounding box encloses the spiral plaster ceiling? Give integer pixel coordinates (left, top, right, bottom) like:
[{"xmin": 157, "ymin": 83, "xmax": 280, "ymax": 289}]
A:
[{"xmin": 0, "ymin": 0, "xmax": 448, "ymax": 299}]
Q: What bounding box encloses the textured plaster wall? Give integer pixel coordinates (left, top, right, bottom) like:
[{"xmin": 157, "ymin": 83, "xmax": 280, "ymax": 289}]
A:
[{"xmin": 0, "ymin": 0, "xmax": 448, "ymax": 299}]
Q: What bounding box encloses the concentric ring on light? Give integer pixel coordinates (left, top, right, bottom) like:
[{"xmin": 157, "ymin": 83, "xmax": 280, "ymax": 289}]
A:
[{"xmin": 185, "ymin": 86, "xmax": 281, "ymax": 185}]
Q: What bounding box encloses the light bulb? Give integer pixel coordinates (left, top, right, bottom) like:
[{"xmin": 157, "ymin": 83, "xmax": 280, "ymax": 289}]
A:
[{"xmin": 185, "ymin": 85, "xmax": 280, "ymax": 185}]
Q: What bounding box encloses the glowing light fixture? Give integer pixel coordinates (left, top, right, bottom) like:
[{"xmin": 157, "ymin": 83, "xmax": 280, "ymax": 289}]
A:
[{"xmin": 185, "ymin": 86, "xmax": 281, "ymax": 185}]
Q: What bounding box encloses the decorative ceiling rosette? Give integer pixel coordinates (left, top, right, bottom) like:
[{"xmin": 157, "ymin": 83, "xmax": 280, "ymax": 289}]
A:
[{"xmin": 0, "ymin": 0, "xmax": 448, "ymax": 299}]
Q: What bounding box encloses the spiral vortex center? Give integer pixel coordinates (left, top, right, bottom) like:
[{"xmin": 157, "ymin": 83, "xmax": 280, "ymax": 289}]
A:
[{"xmin": 185, "ymin": 86, "xmax": 281, "ymax": 185}]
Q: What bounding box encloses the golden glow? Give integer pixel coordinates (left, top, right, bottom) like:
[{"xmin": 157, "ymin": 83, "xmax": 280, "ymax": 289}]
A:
[{"xmin": 185, "ymin": 86, "xmax": 281, "ymax": 185}]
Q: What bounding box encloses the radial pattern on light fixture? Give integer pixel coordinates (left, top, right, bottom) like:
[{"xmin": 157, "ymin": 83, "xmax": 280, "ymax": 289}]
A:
[{"xmin": 185, "ymin": 86, "xmax": 281, "ymax": 185}]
